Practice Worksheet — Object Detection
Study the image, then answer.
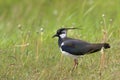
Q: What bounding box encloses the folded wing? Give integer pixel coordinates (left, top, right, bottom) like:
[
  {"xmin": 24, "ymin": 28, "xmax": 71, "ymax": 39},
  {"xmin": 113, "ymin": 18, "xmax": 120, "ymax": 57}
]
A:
[{"xmin": 61, "ymin": 39, "xmax": 107, "ymax": 55}]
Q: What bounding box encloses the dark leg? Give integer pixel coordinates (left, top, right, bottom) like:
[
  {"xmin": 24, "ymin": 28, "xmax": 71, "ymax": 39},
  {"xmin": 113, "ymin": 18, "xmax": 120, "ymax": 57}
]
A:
[{"xmin": 72, "ymin": 59, "xmax": 78, "ymax": 71}]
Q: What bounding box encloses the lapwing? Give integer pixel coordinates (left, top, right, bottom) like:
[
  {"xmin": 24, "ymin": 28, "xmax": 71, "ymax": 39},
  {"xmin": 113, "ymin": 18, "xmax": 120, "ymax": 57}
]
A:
[{"xmin": 52, "ymin": 28, "xmax": 110, "ymax": 70}]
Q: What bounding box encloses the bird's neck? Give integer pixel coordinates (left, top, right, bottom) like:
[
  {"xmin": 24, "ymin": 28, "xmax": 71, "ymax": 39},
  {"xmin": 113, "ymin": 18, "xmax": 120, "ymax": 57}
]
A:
[{"xmin": 58, "ymin": 35, "xmax": 67, "ymax": 47}]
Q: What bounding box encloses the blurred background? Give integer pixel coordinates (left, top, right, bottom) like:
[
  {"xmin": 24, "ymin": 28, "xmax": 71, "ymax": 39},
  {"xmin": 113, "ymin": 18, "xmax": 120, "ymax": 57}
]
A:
[{"xmin": 0, "ymin": 0, "xmax": 120, "ymax": 80}]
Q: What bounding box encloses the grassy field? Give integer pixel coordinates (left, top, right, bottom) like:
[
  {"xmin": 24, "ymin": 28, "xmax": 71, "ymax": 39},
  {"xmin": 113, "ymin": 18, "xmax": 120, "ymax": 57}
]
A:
[{"xmin": 0, "ymin": 0, "xmax": 120, "ymax": 80}]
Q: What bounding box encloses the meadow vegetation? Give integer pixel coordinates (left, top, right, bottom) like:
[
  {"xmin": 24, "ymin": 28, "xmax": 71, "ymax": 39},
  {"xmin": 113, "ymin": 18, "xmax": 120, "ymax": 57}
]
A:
[{"xmin": 0, "ymin": 0, "xmax": 120, "ymax": 80}]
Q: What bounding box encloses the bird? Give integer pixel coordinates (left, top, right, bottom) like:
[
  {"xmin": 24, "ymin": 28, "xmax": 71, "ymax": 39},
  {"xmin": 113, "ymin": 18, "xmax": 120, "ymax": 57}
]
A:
[{"xmin": 52, "ymin": 27, "xmax": 110, "ymax": 71}]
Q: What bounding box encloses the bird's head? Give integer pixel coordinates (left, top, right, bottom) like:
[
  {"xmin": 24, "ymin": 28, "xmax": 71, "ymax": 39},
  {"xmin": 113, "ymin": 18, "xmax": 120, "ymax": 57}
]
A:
[{"xmin": 52, "ymin": 28, "xmax": 78, "ymax": 38}]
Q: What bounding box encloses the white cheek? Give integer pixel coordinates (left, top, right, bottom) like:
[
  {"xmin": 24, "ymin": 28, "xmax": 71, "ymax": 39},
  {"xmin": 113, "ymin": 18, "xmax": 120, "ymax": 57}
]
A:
[{"xmin": 60, "ymin": 34, "xmax": 66, "ymax": 38}]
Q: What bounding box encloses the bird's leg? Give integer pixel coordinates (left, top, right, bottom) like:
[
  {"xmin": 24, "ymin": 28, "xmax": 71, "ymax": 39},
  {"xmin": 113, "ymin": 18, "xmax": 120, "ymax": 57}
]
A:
[{"xmin": 72, "ymin": 59, "xmax": 78, "ymax": 71}]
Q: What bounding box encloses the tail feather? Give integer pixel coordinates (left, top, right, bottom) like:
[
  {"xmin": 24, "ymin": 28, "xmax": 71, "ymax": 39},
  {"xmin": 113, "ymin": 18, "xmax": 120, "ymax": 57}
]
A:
[
  {"xmin": 103, "ymin": 43, "xmax": 110, "ymax": 49},
  {"xmin": 88, "ymin": 43, "xmax": 110, "ymax": 53}
]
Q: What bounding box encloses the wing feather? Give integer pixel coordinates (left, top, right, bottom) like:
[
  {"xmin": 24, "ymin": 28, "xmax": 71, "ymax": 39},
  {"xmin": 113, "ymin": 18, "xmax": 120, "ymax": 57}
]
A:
[{"xmin": 61, "ymin": 39, "xmax": 91, "ymax": 55}]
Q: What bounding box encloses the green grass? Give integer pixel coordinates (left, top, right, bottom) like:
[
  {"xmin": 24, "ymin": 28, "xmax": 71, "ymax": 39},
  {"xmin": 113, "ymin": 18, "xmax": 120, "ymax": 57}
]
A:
[{"xmin": 0, "ymin": 0, "xmax": 120, "ymax": 80}]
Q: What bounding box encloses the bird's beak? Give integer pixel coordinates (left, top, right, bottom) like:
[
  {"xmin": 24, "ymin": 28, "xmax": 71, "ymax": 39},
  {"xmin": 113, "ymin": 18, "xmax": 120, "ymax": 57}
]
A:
[{"xmin": 52, "ymin": 34, "xmax": 58, "ymax": 38}]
